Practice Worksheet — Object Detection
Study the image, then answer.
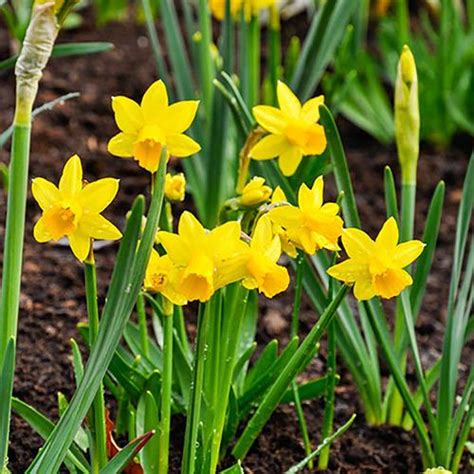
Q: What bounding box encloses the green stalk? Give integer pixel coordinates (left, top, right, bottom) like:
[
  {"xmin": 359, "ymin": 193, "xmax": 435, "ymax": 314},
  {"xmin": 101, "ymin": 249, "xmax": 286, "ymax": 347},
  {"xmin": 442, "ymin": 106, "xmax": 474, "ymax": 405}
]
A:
[
  {"xmin": 159, "ymin": 302, "xmax": 174, "ymax": 474},
  {"xmin": 209, "ymin": 286, "xmax": 249, "ymax": 472},
  {"xmin": 136, "ymin": 293, "xmax": 150, "ymax": 359},
  {"xmin": 181, "ymin": 303, "xmax": 210, "ymax": 474},
  {"xmin": 84, "ymin": 258, "xmax": 108, "ymax": 472},
  {"xmin": 290, "ymin": 255, "xmax": 312, "ymax": 466},
  {"xmin": 247, "ymin": 14, "xmax": 260, "ymax": 107},
  {"xmin": 0, "ymin": 5, "xmax": 59, "ymax": 470},
  {"xmin": 268, "ymin": 5, "xmax": 281, "ymax": 106},
  {"xmin": 318, "ymin": 318, "xmax": 337, "ymax": 468}
]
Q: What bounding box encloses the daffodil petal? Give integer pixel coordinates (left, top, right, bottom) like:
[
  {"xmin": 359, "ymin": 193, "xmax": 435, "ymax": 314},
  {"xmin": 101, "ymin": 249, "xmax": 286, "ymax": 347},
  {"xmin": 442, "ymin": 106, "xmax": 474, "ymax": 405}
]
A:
[
  {"xmin": 342, "ymin": 228, "xmax": 375, "ymax": 261},
  {"xmin": 251, "ymin": 216, "xmax": 274, "ymax": 251},
  {"xmin": 69, "ymin": 231, "xmax": 91, "ymax": 262},
  {"xmin": 112, "ymin": 96, "xmax": 143, "ymax": 134},
  {"xmin": 327, "ymin": 260, "xmax": 367, "ymax": 283},
  {"xmin": 271, "ymin": 186, "xmax": 287, "ymax": 204},
  {"xmin": 278, "ymin": 146, "xmax": 302, "ymax": 176},
  {"xmin": 353, "ymin": 275, "xmax": 376, "ymax": 301},
  {"xmin": 141, "ymin": 80, "xmax": 168, "ymax": 123},
  {"xmin": 59, "ymin": 155, "xmax": 83, "ymax": 197},
  {"xmin": 208, "ymin": 221, "xmax": 242, "ymax": 254},
  {"xmin": 268, "ymin": 205, "xmax": 303, "ymax": 228},
  {"xmin": 393, "ymin": 240, "xmax": 425, "ymax": 268},
  {"xmin": 79, "ymin": 178, "xmax": 119, "ymax": 213},
  {"xmin": 165, "ymin": 100, "xmax": 199, "ymax": 134},
  {"xmin": 31, "ymin": 178, "xmax": 61, "ymax": 211},
  {"xmin": 277, "ymin": 81, "xmax": 301, "ymax": 117},
  {"xmin": 178, "ymin": 211, "xmax": 206, "ymax": 239},
  {"xmin": 253, "ymin": 105, "xmax": 287, "ymax": 134},
  {"xmin": 108, "ymin": 132, "xmax": 135, "ymax": 157},
  {"xmin": 158, "ymin": 232, "xmax": 190, "ymax": 265},
  {"xmin": 167, "ymin": 134, "xmax": 201, "ymax": 157},
  {"xmin": 300, "ymin": 96, "xmax": 324, "ymax": 122},
  {"xmin": 375, "ymin": 217, "xmax": 399, "ymax": 250},
  {"xmin": 33, "ymin": 216, "xmax": 52, "ymax": 242},
  {"xmin": 80, "ymin": 214, "xmax": 122, "ymax": 240},
  {"xmin": 250, "ymin": 134, "xmax": 288, "ymax": 160}
]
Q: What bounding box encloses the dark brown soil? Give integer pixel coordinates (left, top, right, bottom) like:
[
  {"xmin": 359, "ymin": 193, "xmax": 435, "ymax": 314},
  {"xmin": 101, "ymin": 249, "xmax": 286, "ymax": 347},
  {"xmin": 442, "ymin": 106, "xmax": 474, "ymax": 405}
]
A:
[{"xmin": 0, "ymin": 10, "xmax": 472, "ymax": 474}]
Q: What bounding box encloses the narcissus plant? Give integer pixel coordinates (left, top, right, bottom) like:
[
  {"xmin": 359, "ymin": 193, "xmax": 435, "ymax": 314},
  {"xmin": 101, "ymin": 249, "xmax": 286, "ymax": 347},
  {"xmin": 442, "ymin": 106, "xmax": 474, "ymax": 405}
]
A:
[
  {"xmin": 250, "ymin": 81, "xmax": 327, "ymax": 176},
  {"xmin": 32, "ymin": 154, "xmax": 121, "ymax": 261},
  {"xmin": 108, "ymin": 80, "xmax": 201, "ymax": 173},
  {"xmin": 327, "ymin": 217, "xmax": 425, "ymax": 300}
]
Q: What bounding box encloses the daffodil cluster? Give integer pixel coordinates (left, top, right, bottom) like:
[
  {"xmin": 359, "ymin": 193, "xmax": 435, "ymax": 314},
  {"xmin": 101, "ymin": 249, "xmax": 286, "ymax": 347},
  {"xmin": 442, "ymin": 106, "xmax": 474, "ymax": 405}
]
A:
[{"xmin": 145, "ymin": 210, "xmax": 290, "ymax": 304}]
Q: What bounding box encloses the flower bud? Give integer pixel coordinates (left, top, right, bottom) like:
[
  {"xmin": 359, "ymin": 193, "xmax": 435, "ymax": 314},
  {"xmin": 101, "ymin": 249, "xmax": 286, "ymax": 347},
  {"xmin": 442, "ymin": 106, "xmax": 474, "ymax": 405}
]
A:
[
  {"xmin": 165, "ymin": 173, "xmax": 186, "ymax": 202},
  {"xmin": 240, "ymin": 177, "xmax": 272, "ymax": 207},
  {"xmin": 395, "ymin": 45, "xmax": 420, "ymax": 185}
]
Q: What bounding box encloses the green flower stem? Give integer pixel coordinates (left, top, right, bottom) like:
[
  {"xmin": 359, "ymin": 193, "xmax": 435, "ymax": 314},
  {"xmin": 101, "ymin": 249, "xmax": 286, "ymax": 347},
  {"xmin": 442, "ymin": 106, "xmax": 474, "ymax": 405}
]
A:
[
  {"xmin": 136, "ymin": 293, "xmax": 150, "ymax": 359},
  {"xmin": 209, "ymin": 285, "xmax": 249, "ymax": 472},
  {"xmin": 247, "ymin": 14, "xmax": 260, "ymax": 108},
  {"xmin": 159, "ymin": 301, "xmax": 174, "ymax": 474},
  {"xmin": 181, "ymin": 303, "xmax": 211, "ymax": 474},
  {"xmin": 0, "ymin": 5, "xmax": 60, "ymax": 469},
  {"xmin": 388, "ymin": 182, "xmax": 417, "ymax": 424},
  {"xmin": 84, "ymin": 258, "xmax": 108, "ymax": 472},
  {"xmin": 268, "ymin": 5, "xmax": 281, "ymax": 106},
  {"xmin": 318, "ymin": 319, "xmax": 337, "ymax": 469},
  {"xmin": 290, "ymin": 254, "xmax": 312, "ymax": 465}
]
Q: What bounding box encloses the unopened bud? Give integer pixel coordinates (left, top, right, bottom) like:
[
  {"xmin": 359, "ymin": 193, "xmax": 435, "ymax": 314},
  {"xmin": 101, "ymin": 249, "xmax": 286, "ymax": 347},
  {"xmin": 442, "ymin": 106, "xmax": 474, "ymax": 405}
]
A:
[{"xmin": 395, "ymin": 45, "xmax": 419, "ymax": 185}]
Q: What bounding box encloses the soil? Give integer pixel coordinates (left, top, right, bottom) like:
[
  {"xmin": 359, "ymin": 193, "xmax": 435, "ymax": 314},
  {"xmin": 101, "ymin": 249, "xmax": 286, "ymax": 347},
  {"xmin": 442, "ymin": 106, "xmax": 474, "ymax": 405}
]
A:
[{"xmin": 0, "ymin": 8, "xmax": 472, "ymax": 474}]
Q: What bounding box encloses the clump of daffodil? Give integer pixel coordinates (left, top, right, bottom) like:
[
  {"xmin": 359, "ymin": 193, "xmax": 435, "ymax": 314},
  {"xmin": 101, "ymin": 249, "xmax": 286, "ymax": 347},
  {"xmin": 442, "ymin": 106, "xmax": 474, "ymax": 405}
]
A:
[
  {"xmin": 269, "ymin": 186, "xmax": 297, "ymax": 258},
  {"xmin": 239, "ymin": 176, "xmax": 272, "ymax": 207},
  {"xmin": 250, "ymin": 81, "xmax": 326, "ymax": 176},
  {"xmin": 32, "ymin": 155, "xmax": 121, "ymax": 261},
  {"xmin": 268, "ymin": 176, "xmax": 343, "ymax": 255},
  {"xmin": 108, "ymin": 80, "xmax": 201, "ymax": 173},
  {"xmin": 241, "ymin": 216, "xmax": 289, "ymax": 297},
  {"xmin": 165, "ymin": 173, "xmax": 186, "ymax": 202},
  {"xmin": 144, "ymin": 249, "xmax": 187, "ymax": 306},
  {"xmin": 327, "ymin": 217, "xmax": 425, "ymax": 301},
  {"xmin": 158, "ymin": 211, "xmax": 247, "ymax": 302}
]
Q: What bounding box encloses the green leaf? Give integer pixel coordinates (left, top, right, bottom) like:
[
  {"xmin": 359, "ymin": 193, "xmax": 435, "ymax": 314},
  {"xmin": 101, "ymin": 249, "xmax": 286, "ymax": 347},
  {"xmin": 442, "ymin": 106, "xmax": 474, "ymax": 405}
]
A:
[
  {"xmin": 233, "ymin": 285, "xmax": 349, "ymax": 459},
  {"xmin": 0, "ymin": 338, "xmax": 15, "ymax": 472},
  {"xmin": 11, "ymin": 398, "xmax": 89, "ymax": 473},
  {"xmin": 220, "ymin": 462, "xmax": 244, "ymax": 474},
  {"xmin": 136, "ymin": 392, "xmax": 160, "ymax": 473},
  {"xmin": 281, "ymin": 376, "xmax": 333, "ymax": 404},
  {"xmin": 384, "ymin": 166, "xmax": 399, "ymax": 220},
  {"xmin": 291, "ymin": 0, "xmax": 357, "ymax": 100},
  {"xmin": 284, "ymin": 414, "xmax": 356, "ymax": 473},
  {"xmin": 99, "ymin": 431, "xmax": 155, "ymax": 474}
]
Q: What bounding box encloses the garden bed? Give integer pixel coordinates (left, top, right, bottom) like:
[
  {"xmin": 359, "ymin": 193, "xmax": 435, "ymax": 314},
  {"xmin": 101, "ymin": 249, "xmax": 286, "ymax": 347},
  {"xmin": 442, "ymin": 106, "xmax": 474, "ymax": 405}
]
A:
[{"xmin": 0, "ymin": 12, "xmax": 472, "ymax": 474}]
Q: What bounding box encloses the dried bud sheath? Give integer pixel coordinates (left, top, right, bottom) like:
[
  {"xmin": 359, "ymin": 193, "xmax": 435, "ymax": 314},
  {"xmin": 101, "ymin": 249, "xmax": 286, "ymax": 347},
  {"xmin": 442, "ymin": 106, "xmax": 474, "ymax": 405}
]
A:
[
  {"xmin": 14, "ymin": 2, "xmax": 59, "ymax": 125},
  {"xmin": 395, "ymin": 45, "xmax": 420, "ymax": 185}
]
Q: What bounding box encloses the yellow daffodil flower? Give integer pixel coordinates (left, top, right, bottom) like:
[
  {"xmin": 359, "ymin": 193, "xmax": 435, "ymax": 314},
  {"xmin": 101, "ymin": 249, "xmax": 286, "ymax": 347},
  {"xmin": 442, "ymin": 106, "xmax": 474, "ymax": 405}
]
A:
[
  {"xmin": 209, "ymin": 0, "xmax": 242, "ymax": 20},
  {"xmin": 240, "ymin": 176, "xmax": 272, "ymax": 207},
  {"xmin": 32, "ymin": 155, "xmax": 121, "ymax": 261},
  {"xmin": 144, "ymin": 249, "xmax": 187, "ymax": 306},
  {"xmin": 268, "ymin": 176, "xmax": 343, "ymax": 255},
  {"xmin": 327, "ymin": 217, "xmax": 425, "ymax": 301},
  {"xmin": 250, "ymin": 81, "xmax": 326, "ymax": 176},
  {"xmin": 165, "ymin": 173, "xmax": 186, "ymax": 202},
  {"xmin": 241, "ymin": 216, "xmax": 289, "ymax": 297},
  {"xmin": 269, "ymin": 186, "xmax": 297, "ymax": 258},
  {"xmin": 158, "ymin": 211, "xmax": 247, "ymax": 302},
  {"xmin": 108, "ymin": 80, "xmax": 201, "ymax": 173}
]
